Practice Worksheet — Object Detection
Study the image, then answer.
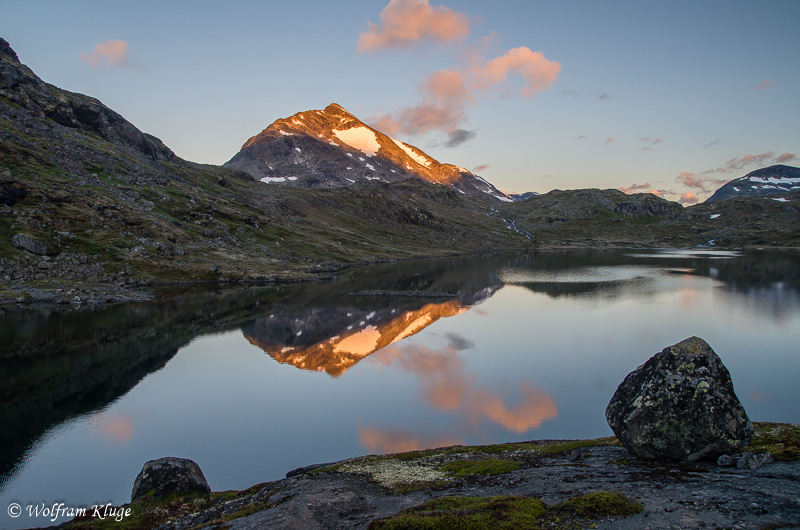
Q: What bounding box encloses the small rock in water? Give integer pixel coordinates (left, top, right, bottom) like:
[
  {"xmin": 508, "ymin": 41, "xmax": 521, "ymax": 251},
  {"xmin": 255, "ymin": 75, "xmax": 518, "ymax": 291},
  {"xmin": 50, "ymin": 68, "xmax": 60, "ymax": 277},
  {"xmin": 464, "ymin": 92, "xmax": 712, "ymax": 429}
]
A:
[
  {"xmin": 131, "ymin": 457, "xmax": 210, "ymax": 502},
  {"xmin": 605, "ymin": 336, "xmax": 753, "ymax": 462}
]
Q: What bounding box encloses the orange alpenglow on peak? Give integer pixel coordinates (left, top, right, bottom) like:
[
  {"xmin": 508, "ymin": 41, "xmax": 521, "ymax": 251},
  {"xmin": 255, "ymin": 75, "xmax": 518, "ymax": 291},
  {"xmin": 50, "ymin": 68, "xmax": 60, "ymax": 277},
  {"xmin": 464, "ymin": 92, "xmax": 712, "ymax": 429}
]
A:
[
  {"xmin": 224, "ymin": 104, "xmax": 512, "ymax": 201},
  {"xmin": 242, "ymin": 297, "xmax": 480, "ymax": 377}
]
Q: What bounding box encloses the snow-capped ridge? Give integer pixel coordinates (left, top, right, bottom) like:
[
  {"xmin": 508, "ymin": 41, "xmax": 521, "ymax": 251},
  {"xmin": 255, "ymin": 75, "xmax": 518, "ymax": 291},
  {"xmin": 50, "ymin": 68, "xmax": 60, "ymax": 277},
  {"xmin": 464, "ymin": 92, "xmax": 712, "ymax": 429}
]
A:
[
  {"xmin": 705, "ymin": 165, "xmax": 800, "ymax": 203},
  {"xmin": 225, "ymin": 103, "xmax": 512, "ymax": 201}
]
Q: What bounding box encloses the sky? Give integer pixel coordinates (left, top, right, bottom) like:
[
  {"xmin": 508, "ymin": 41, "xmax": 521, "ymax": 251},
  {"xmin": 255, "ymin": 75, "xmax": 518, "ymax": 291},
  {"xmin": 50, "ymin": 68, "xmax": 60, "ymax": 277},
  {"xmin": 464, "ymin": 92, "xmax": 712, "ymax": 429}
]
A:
[{"xmin": 2, "ymin": 0, "xmax": 799, "ymax": 203}]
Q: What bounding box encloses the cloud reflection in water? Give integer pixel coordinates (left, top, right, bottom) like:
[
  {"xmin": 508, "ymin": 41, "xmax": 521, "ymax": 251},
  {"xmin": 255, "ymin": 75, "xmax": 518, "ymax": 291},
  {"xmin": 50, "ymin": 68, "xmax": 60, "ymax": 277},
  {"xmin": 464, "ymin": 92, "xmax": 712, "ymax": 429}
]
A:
[{"xmin": 361, "ymin": 335, "xmax": 557, "ymax": 453}]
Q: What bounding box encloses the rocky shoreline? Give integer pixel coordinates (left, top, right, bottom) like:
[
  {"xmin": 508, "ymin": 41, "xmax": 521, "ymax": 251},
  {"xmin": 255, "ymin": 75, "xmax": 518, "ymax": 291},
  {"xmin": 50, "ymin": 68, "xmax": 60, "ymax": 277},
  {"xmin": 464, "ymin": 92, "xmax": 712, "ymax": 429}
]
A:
[{"xmin": 54, "ymin": 423, "xmax": 799, "ymax": 529}]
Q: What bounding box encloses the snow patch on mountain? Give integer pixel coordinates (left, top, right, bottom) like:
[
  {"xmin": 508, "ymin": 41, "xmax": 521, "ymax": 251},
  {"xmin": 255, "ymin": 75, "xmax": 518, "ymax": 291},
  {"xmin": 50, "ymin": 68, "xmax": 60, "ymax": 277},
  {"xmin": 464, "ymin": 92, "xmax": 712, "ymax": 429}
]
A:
[
  {"xmin": 333, "ymin": 126, "xmax": 380, "ymax": 156},
  {"xmin": 749, "ymin": 176, "xmax": 800, "ymax": 184},
  {"xmin": 391, "ymin": 138, "xmax": 431, "ymax": 168}
]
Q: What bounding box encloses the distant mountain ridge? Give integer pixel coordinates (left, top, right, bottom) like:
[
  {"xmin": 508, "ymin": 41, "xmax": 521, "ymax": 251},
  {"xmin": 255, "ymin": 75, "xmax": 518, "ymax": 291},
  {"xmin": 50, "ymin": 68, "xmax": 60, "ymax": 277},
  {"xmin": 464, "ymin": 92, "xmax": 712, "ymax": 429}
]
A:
[
  {"xmin": 224, "ymin": 103, "xmax": 512, "ymax": 201},
  {"xmin": 705, "ymin": 165, "xmax": 800, "ymax": 203}
]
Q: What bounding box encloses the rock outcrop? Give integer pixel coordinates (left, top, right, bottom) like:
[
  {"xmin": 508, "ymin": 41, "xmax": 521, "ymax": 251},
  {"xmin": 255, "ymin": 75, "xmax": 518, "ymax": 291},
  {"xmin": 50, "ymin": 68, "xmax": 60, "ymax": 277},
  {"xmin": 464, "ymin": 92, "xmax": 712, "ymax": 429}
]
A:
[
  {"xmin": 11, "ymin": 233, "xmax": 51, "ymax": 255},
  {"xmin": 0, "ymin": 37, "xmax": 175, "ymax": 161},
  {"xmin": 605, "ymin": 336, "xmax": 753, "ymax": 462},
  {"xmin": 131, "ymin": 457, "xmax": 210, "ymax": 502}
]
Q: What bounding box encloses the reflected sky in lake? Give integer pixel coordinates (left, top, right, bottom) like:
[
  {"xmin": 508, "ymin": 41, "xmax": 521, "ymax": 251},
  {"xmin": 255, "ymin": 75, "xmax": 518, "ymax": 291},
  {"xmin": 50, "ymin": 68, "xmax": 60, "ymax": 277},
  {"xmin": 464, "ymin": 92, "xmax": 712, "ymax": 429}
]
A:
[{"xmin": 1, "ymin": 249, "xmax": 799, "ymax": 528}]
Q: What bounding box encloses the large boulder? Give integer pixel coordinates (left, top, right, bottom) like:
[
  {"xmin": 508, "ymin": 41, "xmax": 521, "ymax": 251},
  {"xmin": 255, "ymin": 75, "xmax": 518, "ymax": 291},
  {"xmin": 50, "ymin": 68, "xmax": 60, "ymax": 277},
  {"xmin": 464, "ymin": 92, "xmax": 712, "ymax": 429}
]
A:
[
  {"xmin": 11, "ymin": 233, "xmax": 50, "ymax": 255},
  {"xmin": 131, "ymin": 457, "xmax": 210, "ymax": 502},
  {"xmin": 606, "ymin": 336, "xmax": 753, "ymax": 462}
]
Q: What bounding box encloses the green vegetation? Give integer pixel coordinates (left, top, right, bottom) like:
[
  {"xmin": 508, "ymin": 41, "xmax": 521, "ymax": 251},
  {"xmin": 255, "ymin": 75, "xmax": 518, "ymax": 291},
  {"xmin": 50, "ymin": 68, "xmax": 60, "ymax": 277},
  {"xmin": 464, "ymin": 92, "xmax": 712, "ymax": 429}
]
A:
[
  {"xmin": 748, "ymin": 422, "xmax": 800, "ymax": 461},
  {"xmin": 305, "ymin": 463, "xmax": 343, "ymax": 474},
  {"xmin": 550, "ymin": 491, "xmax": 643, "ymax": 519},
  {"xmin": 440, "ymin": 458, "xmax": 521, "ymax": 476},
  {"xmin": 388, "ymin": 437, "xmax": 619, "ymax": 462},
  {"xmin": 369, "ymin": 491, "xmax": 642, "ymax": 529},
  {"xmin": 369, "ymin": 495, "xmax": 547, "ymax": 530}
]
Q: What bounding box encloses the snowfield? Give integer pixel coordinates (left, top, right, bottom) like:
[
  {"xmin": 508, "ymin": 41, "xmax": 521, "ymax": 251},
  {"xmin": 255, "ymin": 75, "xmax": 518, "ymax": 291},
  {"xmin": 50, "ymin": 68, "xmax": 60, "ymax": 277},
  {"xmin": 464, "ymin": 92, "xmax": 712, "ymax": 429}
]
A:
[{"xmin": 333, "ymin": 126, "xmax": 381, "ymax": 156}]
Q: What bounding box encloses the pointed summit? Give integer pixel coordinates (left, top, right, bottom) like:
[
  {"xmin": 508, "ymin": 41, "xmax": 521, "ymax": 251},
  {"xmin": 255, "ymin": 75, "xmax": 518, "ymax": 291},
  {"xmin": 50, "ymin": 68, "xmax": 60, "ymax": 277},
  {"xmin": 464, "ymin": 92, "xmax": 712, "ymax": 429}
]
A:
[
  {"xmin": 225, "ymin": 104, "xmax": 510, "ymax": 200},
  {"xmin": 323, "ymin": 102, "xmax": 353, "ymax": 116}
]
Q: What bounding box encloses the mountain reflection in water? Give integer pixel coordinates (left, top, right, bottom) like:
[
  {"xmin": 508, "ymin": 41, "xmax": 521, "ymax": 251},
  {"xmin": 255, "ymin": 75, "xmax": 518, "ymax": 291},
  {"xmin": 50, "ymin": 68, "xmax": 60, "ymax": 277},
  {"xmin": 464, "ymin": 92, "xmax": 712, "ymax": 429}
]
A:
[
  {"xmin": 243, "ymin": 290, "xmax": 496, "ymax": 376},
  {"xmin": 1, "ymin": 249, "xmax": 799, "ymax": 528}
]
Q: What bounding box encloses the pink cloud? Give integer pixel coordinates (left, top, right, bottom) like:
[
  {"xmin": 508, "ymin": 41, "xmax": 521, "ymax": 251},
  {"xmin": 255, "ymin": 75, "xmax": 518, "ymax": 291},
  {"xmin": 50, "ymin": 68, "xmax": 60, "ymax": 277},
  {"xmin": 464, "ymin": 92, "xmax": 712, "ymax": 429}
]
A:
[
  {"xmin": 679, "ymin": 192, "xmax": 698, "ymax": 205},
  {"xmin": 639, "ymin": 137, "xmax": 663, "ymax": 147},
  {"xmin": 362, "ymin": 2, "xmax": 559, "ymax": 142},
  {"xmin": 357, "ymin": 0, "xmax": 470, "ymax": 53},
  {"xmin": 755, "ymin": 77, "xmax": 774, "ymax": 90},
  {"xmin": 618, "ymin": 184, "xmax": 662, "ymax": 197},
  {"xmin": 604, "ymin": 137, "xmax": 615, "ymax": 145},
  {"xmin": 359, "ymin": 427, "xmax": 463, "ymax": 454},
  {"xmin": 371, "ymin": 343, "xmax": 557, "ymax": 433},
  {"xmin": 472, "ymin": 46, "xmax": 561, "ymax": 96},
  {"xmin": 372, "ymin": 47, "xmax": 559, "ymax": 138},
  {"xmin": 774, "ymin": 152, "xmax": 797, "ymax": 164},
  {"xmin": 723, "ymin": 151, "xmax": 779, "ymax": 172},
  {"xmin": 92, "ymin": 412, "xmax": 135, "ymax": 444},
  {"xmin": 80, "ymin": 39, "xmax": 141, "ymax": 69},
  {"xmin": 371, "ymin": 68, "xmax": 469, "ymax": 136},
  {"xmin": 713, "ymin": 151, "xmax": 797, "ymax": 173},
  {"xmin": 676, "ymin": 172, "xmax": 707, "ymax": 190}
]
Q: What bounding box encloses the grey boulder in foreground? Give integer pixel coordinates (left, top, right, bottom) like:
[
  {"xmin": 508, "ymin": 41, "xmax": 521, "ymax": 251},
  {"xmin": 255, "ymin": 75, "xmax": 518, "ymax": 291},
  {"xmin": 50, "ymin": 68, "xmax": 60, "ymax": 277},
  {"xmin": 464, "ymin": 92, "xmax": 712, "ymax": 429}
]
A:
[{"xmin": 606, "ymin": 336, "xmax": 753, "ymax": 462}]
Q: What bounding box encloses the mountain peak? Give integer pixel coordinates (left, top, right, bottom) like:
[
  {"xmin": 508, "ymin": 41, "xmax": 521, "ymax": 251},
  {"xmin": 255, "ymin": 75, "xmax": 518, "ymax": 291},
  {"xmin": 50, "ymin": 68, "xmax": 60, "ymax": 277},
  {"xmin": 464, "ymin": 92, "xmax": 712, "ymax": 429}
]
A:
[
  {"xmin": 226, "ymin": 104, "xmax": 511, "ymax": 201},
  {"xmin": 705, "ymin": 164, "xmax": 800, "ymax": 203},
  {"xmin": 323, "ymin": 102, "xmax": 354, "ymax": 117}
]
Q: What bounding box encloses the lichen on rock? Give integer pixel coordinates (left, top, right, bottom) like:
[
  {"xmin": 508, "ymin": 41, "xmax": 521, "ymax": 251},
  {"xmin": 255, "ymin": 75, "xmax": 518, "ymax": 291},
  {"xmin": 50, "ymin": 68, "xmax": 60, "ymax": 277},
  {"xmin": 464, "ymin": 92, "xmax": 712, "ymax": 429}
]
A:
[
  {"xmin": 131, "ymin": 457, "xmax": 211, "ymax": 502},
  {"xmin": 605, "ymin": 336, "xmax": 753, "ymax": 462}
]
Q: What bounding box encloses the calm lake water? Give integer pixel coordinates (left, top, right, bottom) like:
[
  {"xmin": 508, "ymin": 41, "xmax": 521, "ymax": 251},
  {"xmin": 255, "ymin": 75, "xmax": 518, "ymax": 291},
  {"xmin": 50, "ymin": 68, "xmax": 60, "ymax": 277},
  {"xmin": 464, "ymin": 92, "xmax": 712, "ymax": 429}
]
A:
[{"xmin": 1, "ymin": 249, "xmax": 799, "ymax": 528}]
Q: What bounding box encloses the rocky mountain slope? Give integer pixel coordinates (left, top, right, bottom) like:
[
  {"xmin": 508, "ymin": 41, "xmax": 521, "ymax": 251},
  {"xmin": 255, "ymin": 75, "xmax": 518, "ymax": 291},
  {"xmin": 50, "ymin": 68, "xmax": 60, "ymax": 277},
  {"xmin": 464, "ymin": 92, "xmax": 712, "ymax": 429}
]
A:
[
  {"xmin": 224, "ymin": 103, "xmax": 511, "ymax": 201},
  {"xmin": 0, "ymin": 39, "xmax": 174, "ymax": 163},
  {"xmin": 705, "ymin": 164, "xmax": 800, "ymax": 203}
]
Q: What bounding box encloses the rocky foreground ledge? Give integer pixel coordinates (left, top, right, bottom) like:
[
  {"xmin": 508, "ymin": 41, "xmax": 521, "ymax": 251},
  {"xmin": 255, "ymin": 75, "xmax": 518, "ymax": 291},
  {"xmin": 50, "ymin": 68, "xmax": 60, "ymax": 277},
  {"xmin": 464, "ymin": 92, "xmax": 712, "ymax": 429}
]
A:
[{"xmin": 55, "ymin": 422, "xmax": 799, "ymax": 530}]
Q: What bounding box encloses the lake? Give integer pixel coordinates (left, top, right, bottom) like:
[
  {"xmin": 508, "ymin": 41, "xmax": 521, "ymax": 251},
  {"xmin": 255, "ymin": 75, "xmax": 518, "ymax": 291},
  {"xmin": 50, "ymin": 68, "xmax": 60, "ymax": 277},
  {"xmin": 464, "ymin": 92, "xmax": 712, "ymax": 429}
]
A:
[{"xmin": 1, "ymin": 248, "xmax": 799, "ymax": 528}]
